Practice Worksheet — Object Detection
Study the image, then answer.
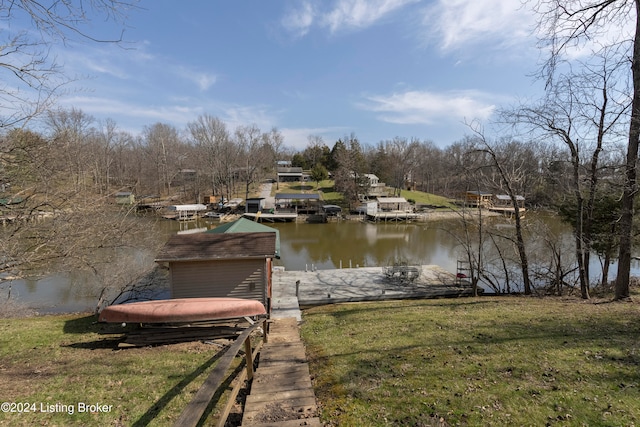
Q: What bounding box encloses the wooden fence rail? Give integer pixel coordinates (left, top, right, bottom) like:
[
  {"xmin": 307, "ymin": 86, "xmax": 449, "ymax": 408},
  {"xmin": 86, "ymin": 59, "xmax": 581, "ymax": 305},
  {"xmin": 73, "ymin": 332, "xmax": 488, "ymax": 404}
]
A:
[{"xmin": 173, "ymin": 317, "xmax": 267, "ymax": 427}]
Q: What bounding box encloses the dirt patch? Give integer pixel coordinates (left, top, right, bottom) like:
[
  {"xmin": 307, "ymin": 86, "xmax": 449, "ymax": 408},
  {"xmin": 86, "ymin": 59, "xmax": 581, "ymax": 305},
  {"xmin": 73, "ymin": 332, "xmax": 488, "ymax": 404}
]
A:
[
  {"xmin": 251, "ymin": 401, "xmax": 314, "ymax": 424},
  {"xmin": 0, "ymin": 299, "xmax": 37, "ymax": 318}
]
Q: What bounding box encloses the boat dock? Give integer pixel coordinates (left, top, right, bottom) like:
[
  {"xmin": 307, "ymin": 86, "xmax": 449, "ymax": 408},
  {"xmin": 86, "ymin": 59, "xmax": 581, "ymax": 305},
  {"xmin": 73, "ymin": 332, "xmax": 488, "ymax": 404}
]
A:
[
  {"xmin": 271, "ymin": 264, "xmax": 474, "ymax": 317},
  {"xmin": 365, "ymin": 211, "xmax": 420, "ymax": 222},
  {"xmin": 242, "ymin": 212, "xmax": 298, "ymax": 222}
]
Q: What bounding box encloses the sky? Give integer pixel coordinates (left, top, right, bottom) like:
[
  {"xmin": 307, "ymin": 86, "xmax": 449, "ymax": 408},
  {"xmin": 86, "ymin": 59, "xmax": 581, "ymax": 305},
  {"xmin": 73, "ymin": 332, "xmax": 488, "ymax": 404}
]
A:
[{"xmin": 45, "ymin": 0, "xmax": 547, "ymax": 150}]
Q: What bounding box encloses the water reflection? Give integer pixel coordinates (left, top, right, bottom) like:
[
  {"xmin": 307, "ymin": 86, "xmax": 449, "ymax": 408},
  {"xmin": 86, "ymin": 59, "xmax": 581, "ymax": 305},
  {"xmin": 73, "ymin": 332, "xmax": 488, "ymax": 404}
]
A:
[
  {"xmin": 2, "ymin": 271, "xmax": 102, "ymax": 314},
  {"xmin": 267, "ymin": 221, "xmax": 461, "ymax": 273}
]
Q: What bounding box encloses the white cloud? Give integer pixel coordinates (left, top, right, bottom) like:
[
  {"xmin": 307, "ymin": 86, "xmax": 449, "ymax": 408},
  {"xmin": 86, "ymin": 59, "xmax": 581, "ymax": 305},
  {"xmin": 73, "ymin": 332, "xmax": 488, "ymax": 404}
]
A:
[
  {"xmin": 60, "ymin": 96, "xmax": 203, "ymax": 128},
  {"xmin": 221, "ymin": 105, "xmax": 279, "ymax": 131},
  {"xmin": 60, "ymin": 47, "xmax": 132, "ymax": 80},
  {"xmin": 172, "ymin": 65, "xmax": 217, "ymax": 92},
  {"xmin": 194, "ymin": 72, "xmax": 217, "ymax": 91},
  {"xmin": 321, "ymin": 0, "xmax": 419, "ymax": 33},
  {"xmin": 422, "ymin": 0, "xmax": 534, "ymax": 52},
  {"xmin": 280, "ymin": 126, "xmax": 349, "ymax": 150},
  {"xmin": 282, "ymin": 0, "xmax": 418, "ymax": 36},
  {"xmin": 361, "ymin": 89, "xmax": 496, "ymax": 125},
  {"xmin": 281, "ymin": 1, "xmax": 315, "ymax": 38}
]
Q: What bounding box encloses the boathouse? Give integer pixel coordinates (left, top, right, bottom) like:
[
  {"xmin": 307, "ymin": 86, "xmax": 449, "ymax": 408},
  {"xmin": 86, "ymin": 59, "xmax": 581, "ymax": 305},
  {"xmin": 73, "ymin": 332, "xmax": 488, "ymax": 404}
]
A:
[
  {"xmin": 275, "ymin": 193, "xmax": 321, "ymax": 214},
  {"xmin": 493, "ymin": 194, "xmax": 525, "ymax": 207},
  {"xmin": 155, "ymin": 231, "xmax": 277, "ymax": 311},
  {"xmin": 245, "ymin": 197, "xmax": 267, "ymax": 213},
  {"xmin": 463, "ymin": 190, "xmax": 493, "ymax": 208},
  {"xmin": 208, "ymin": 217, "xmax": 280, "ymax": 259},
  {"xmin": 166, "ymin": 204, "xmax": 208, "ymax": 220},
  {"xmin": 376, "ymin": 197, "xmax": 412, "ymax": 212}
]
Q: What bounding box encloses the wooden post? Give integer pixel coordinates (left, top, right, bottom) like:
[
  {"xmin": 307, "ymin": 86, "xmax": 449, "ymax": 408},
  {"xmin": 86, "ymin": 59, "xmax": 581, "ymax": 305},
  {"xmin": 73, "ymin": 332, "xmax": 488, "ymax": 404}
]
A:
[
  {"xmin": 244, "ymin": 338, "xmax": 254, "ymax": 381},
  {"xmin": 263, "ymin": 319, "xmax": 269, "ymax": 344}
]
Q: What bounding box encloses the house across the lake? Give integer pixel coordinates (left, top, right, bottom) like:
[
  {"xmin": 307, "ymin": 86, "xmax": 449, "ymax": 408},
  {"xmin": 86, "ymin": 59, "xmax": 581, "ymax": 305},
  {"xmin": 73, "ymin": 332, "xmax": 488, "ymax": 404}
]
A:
[{"xmin": 276, "ymin": 166, "xmax": 303, "ymax": 183}]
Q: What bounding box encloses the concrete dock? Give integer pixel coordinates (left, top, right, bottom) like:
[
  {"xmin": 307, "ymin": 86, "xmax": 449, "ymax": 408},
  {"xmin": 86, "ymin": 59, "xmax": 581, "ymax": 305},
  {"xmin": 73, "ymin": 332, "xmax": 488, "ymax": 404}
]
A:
[{"xmin": 270, "ymin": 264, "xmax": 475, "ymax": 321}]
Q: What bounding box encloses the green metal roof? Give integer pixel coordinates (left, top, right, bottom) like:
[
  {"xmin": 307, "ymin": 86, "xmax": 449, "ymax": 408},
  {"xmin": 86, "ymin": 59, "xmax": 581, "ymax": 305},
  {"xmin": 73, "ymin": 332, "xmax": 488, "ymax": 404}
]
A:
[{"xmin": 207, "ymin": 217, "xmax": 280, "ymax": 258}]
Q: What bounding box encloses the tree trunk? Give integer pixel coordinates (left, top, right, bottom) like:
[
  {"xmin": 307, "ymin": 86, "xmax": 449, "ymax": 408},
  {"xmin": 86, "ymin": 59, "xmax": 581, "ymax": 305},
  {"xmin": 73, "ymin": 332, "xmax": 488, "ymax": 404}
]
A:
[{"xmin": 615, "ymin": 0, "xmax": 640, "ymax": 300}]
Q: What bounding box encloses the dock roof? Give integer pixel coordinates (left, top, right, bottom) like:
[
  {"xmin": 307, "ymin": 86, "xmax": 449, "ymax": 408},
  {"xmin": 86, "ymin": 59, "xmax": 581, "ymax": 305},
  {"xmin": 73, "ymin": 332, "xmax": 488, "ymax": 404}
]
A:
[
  {"xmin": 155, "ymin": 232, "xmax": 276, "ymax": 262},
  {"xmin": 207, "ymin": 218, "xmax": 280, "ymax": 258},
  {"xmin": 275, "ymin": 193, "xmax": 320, "ymax": 200},
  {"xmin": 377, "ymin": 197, "xmax": 408, "ymax": 203}
]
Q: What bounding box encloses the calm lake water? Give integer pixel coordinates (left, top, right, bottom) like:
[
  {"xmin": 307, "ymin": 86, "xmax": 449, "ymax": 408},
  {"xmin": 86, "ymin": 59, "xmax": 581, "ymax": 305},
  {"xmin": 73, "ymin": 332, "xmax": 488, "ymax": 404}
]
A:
[{"xmin": 3, "ymin": 212, "xmax": 639, "ymax": 313}]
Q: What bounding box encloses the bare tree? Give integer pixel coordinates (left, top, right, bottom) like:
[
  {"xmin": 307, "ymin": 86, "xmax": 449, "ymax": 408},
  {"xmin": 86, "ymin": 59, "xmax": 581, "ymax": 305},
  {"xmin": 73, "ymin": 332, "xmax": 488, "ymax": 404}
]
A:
[
  {"xmin": 332, "ymin": 134, "xmax": 367, "ymax": 206},
  {"xmin": 0, "ymin": 0, "xmax": 137, "ymax": 128},
  {"xmin": 46, "ymin": 107, "xmax": 95, "ymax": 193},
  {"xmin": 235, "ymin": 124, "xmax": 268, "ymax": 203},
  {"xmin": 0, "ymin": 127, "xmax": 161, "ymax": 297},
  {"xmin": 95, "ymin": 119, "xmax": 135, "ymax": 192},
  {"xmin": 378, "ymin": 137, "xmax": 420, "ymax": 196},
  {"xmin": 509, "ymin": 43, "xmax": 629, "ymax": 298},
  {"xmin": 188, "ymin": 114, "xmax": 230, "ymax": 200},
  {"xmin": 532, "ymin": 0, "xmax": 639, "ymax": 300},
  {"xmin": 467, "ymin": 127, "xmax": 533, "ymax": 295},
  {"xmin": 413, "ymin": 140, "xmax": 442, "ymax": 194},
  {"xmin": 141, "ymin": 123, "xmax": 182, "ymax": 197}
]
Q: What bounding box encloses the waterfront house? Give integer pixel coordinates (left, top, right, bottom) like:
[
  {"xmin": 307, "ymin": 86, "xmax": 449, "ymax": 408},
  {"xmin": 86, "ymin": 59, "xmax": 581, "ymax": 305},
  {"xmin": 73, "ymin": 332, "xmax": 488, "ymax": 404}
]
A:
[
  {"xmin": 276, "ymin": 166, "xmax": 303, "ymax": 182},
  {"xmin": 363, "ymin": 173, "xmax": 387, "ymax": 198}
]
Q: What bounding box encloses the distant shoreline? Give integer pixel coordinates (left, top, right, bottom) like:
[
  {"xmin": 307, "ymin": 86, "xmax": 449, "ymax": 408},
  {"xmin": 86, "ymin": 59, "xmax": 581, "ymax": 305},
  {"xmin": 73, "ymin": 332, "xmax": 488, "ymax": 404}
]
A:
[{"xmin": 341, "ymin": 208, "xmax": 503, "ymax": 222}]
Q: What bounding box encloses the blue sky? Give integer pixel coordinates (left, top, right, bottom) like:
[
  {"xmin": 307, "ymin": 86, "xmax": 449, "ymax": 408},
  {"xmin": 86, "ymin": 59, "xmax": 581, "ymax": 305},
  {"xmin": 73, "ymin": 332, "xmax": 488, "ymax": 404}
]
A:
[{"xmin": 52, "ymin": 0, "xmax": 545, "ymax": 150}]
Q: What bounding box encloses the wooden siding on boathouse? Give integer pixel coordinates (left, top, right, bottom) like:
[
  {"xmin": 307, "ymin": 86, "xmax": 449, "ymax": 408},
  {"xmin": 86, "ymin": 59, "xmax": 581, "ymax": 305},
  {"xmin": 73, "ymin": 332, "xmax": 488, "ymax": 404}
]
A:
[{"xmin": 169, "ymin": 259, "xmax": 267, "ymax": 302}]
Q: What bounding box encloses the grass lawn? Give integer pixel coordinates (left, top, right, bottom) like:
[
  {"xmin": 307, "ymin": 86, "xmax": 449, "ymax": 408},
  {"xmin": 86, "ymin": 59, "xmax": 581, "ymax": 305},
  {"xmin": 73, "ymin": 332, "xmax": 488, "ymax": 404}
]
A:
[
  {"xmin": 4, "ymin": 296, "xmax": 639, "ymax": 426},
  {"xmin": 0, "ymin": 314, "xmax": 247, "ymax": 426},
  {"xmin": 273, "ymin": 180, "xmax": 455, "ymax": 209},
  {"xmin": 273, "ymin": 180, "xmax": 345, "ymax": 205},
  {"xmin": 301, "ymin": 296, "xmax": 640, "ymax": 426},
  {"xmin": 399, "ymin": 189, "xmax": 456, "ymax": 209}
]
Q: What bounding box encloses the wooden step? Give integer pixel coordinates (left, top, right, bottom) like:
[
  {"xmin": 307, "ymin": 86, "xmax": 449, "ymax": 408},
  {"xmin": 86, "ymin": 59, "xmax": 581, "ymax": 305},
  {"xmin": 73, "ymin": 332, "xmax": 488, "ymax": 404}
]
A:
[
  {"xmin": 241, "ymin": 317, "xmax": 319, "ymax": 426},
  {"xmin": 243, "ymin": 417, "xmax": 323, "ymax": 427},
  {"xmin": 245, "ymin": 388, "xmax": 316, "ymax": 405}
]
